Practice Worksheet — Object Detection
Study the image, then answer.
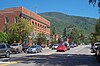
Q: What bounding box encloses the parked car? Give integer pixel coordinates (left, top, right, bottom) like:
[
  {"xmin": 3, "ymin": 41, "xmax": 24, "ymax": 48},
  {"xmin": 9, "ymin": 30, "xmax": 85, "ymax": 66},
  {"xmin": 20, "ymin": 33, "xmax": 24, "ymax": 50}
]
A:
[
  {"xmin": 26, "ymin": 45, "xmax": 42, "ymax": 53},
  {"xmin": 91, "ymin": 42, "xmax": 100, "ymax": 53},
  {"xmin": 51, "ymin": 44, "xmax": 59, "ymax": 50},
  {"xmin": 56, "ymin": 43, "xmax": 68, "ymax": 52},
  {"xmin": 0, "ymin": 43, "xmax": 11, "ymax": 57},
  {"xmin": 70, "ymin": 43, "xmax": 74, "ymax": 48},
  {"xmin": 49, "ymin": 44, "xmax": 54, "ymax": 48},
  {"xmin": 63, "ymin": 42, "xmax": 70, "ymax": 50},
  {"xmin": 96, "ymin": 45, "xmax": 100, "ymax": 62},
  {"xmin": 10, "ymin": 43, "xmax": 22, "ymax": 54},
  {"xmin": 73, "ymin": 43, "xmax": 78, "ymax": 47}
]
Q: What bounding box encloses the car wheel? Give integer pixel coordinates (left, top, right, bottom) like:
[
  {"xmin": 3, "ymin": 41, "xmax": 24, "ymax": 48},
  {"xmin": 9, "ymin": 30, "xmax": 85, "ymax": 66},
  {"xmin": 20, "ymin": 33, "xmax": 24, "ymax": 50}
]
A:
[
  {"xmin": 26, "ymin": 51, "xmax": 28, "ymax": 54},
  {"xmin": 24, "ymin": 50, "xmax": 27, "ymax": 53},
  {"xmin": 15, "ymin": 50, "xmax": 18, "ymax": 54},
  {"xmin": 35, "ymin": 50, "xmax": 38, "ymax": 53},
  {"xmin": 40, "ymin": 50, "xmax": 42, "ymax": 52},
  {"xmin": 56, "ymin": 50, "xmax": 58, "ymax": 52},
  {"xmin": 5, "ymin": 52, "xmax": 10, "ymax": 58},
  {"xmin": 68, "ymin": 48, "xmax": 70, "ymax": 50},
  {"xmin": 18, "ymin": 50, "xmax": 21, "ymax": 53}
]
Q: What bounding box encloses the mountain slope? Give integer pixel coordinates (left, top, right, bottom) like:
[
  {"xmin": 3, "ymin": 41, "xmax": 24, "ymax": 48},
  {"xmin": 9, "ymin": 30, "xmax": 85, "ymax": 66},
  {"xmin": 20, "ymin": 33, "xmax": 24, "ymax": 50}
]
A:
[{"xmin": 38, "ymin": 12, "xmax": 97, "ymax": 36}]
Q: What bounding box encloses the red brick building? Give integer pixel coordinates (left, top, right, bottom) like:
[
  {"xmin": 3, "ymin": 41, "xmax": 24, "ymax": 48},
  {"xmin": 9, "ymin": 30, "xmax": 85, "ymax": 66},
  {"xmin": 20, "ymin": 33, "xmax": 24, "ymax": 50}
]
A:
[
  {"xmin": 50, "ymin": 34, "xmax": 59, "ymax": 43},
  {"xmin": 0, "ymin": 7, "xmax": 50, "ymax": 45}
]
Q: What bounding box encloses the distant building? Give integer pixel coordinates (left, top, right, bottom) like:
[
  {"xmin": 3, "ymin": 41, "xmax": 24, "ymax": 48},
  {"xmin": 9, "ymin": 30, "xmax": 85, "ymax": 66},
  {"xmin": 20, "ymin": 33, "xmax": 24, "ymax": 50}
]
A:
[
  {"xmin": 66, "ymin": 36, "xmax": 73, "ymax": 43},
  {"xmin": 50, "ymin": 34, "xmax": 59, "ymax": 43},
  {"xmin": 0, "ymin": 7, "xmax": 50, "ymax": 45}
]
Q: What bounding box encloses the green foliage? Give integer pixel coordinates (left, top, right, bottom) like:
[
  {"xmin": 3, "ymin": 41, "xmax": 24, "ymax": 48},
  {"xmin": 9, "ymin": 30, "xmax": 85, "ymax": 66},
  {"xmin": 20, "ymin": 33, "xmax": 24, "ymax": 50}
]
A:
[
  {"xmin": 52, "ymin": 26, "xmax": 57, "ymax": 34},
  {"xmin": 96, "ymin": 36, "xmax": 100, "ymax": 41},
  {"xmin": 90, "ymin": 18, "xmax": 100, "ymax": 43},
  {"xmin": 89, "ymin": 0, "xmax": 100, "ymax": 12},
  {"xmin": 39, "ymin": 12, "xmax": 97, "ymax": 37},
  {"xmin": 89, "ymin": 0, "xmax": 100, "ymax": 7},
  {"xmin": 58, "ymin": 37, "xmax": 62, "ymax": 43},
  {"xmin": 50, "ymin": 38, "xmax": 58, "ymax": 44},
  {"xmin": 0, "ymin": 32, "xmax": 8, "ymax": 43},
  {"xmin": 65, "ymin": 26, "xmax": 85, "ymax": 43},
  {"xmin": 8, "ymin": 33, "xmax": 21, "ymax": 43},
  {"xmin": 9, "ymin": 18, "xmax": 33, "ymax": 43},
  {"xmin": 90, "ymin": 33, "xmax": 96, "ymax": 44},
  {"xmin": 95, "ymin": 18, "xmax": 100, "ymax": 35},
  {"xmin": 62, "ymin": 28, "xmax": 67, "ymax": 38},
  {"xmin": 35, "ymin": 33, "xmax": 47, "ymax": 45}
]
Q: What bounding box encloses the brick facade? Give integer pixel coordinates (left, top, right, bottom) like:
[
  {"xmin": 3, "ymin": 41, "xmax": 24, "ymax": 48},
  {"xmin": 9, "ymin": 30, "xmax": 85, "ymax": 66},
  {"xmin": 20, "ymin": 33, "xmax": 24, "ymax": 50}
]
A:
[
  {"xmin": 0, "ymin": 7, "xmax": 50, "ymax": 45},
  {"xmin": 50, "ymin": 34, "xmax": 59, "ymax": 42}
]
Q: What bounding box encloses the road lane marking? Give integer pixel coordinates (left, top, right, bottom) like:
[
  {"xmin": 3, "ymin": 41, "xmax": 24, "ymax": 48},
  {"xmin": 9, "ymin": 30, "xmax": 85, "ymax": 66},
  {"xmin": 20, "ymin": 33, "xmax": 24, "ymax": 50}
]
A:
[
  {"xmin": 0, "ymin": 48, "xmax": 56, "ymax": 66},
  {"xmin": 0, "ymin": 61, "xmax": 22, "ymax": 66},
  {"xmin": 0, "ymin": 61, "xmax": 10, "ymax": 64},
  {"xmin": 0, "ymin": 62, "xmax": 17, "ymax": 66},
  {"xmin": 43, "ymin": 52, "xmax": 56, "ymax": 55}
]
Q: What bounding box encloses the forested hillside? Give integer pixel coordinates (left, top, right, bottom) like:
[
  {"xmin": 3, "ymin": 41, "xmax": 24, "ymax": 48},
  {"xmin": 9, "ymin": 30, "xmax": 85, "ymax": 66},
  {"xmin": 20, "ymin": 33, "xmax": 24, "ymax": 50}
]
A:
[{"xmin": 39, "ymin": 12, "xmax": 97, "ymax": 36}]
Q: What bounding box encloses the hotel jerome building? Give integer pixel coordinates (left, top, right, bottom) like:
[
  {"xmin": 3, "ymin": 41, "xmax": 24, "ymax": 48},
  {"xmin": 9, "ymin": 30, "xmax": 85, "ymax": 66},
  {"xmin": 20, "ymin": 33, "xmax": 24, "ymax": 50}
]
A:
[{"xmin": 0, "ymin": 7, "xmax": 50, "ymax": 45}]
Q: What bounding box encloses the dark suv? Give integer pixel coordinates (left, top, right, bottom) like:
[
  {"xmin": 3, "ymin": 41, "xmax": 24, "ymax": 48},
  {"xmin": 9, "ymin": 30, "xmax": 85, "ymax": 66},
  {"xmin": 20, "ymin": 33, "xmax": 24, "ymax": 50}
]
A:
[
  {"xmin": 96, "ymin": 45, "xmax": 100, "ymax": 62},
  {"xmin": 0, "ymin": 43, "xmax": 11, "ymax": 57}
]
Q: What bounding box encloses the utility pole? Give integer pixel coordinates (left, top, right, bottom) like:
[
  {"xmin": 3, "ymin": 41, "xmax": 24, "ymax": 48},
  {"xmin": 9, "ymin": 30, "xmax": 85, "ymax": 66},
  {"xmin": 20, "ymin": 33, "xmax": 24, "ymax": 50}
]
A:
[{"xmin": 35, "ymin": 7, "xmax": 37, "ymax": 14}]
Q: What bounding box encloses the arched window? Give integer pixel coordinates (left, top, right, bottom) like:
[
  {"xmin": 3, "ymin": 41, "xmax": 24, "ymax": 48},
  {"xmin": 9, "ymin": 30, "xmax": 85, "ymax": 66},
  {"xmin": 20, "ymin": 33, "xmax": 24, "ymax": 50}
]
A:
[
  {"xmin": 5, "ymin": 16, "xmax": 9, "ymax": 24},
  {"xmin": 14, "ymin": 17, "xmax": 18, "ymax": 23},
  {"xmin": 4, "ymin": 16, "xmax": 9, "ymax": 33},
  {"xmin": 32, "ymin": 21, "xmax": 34, "ymax": 25}
]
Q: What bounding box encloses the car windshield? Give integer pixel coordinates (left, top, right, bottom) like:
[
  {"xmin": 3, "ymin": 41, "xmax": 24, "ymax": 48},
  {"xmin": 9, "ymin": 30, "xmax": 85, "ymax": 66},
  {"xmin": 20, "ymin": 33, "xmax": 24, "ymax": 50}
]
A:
[
  {"xmin": 11, "ymin": 44, "xmax": 18, "ymax": 46},
  {"xmin": 59, "ymin": 44, "xmax": 63, "ymax": 46},
  {"xmin": 0, "ymin": 44, "xmax": 6, "ymax": 49},
  {"xmin": 30, "ymin": 46, "xmax": 36, "ymax": 48},
  {"xmin": 95, "ymin": 44, "xmax": 100, "ymax": 46},
  {"xmin": 53, "ymin": 44, "xmax": 58, "ymax": 46}
]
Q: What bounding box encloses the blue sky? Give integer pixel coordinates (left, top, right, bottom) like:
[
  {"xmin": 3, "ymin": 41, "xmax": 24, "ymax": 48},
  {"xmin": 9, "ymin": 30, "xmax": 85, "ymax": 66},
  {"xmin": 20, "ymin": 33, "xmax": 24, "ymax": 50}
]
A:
[{"xmin": 0, "ymin": 0, "xmax": 99, "ymax": 18}]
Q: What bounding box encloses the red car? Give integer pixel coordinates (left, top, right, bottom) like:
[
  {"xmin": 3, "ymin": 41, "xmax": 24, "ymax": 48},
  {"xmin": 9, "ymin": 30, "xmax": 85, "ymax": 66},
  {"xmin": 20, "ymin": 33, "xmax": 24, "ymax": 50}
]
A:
[{"xmin": 56, "ymin": 43, "xmax": 68, "ymax": 52}]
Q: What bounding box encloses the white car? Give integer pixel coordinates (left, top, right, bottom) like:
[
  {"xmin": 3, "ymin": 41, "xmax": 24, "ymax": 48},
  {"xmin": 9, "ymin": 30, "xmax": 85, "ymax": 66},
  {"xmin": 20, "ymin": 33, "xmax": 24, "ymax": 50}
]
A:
[
  {"xmin": 92, "ymin": 42, "xmax": 100, "ymax": 53},
  {"xmin": 52, "ymin": 44, "xmax": 59, "ymax": 50},
  {"xmin": 11, "ymin": 43, "xmax": 22, "ymax": 53}
]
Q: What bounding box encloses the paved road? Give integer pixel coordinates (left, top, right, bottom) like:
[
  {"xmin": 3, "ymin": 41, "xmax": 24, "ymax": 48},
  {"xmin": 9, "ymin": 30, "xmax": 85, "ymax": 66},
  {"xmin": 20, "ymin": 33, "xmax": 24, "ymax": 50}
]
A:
[{"xmin": 0, "ymin": 45, "xmax": 100, "ymax": 66}]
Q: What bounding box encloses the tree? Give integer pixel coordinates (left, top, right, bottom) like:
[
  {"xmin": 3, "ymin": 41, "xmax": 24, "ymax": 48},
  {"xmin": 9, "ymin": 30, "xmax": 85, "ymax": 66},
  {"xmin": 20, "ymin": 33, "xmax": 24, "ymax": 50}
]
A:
[
  {"xmin": 90, "ymin": 18, "xmax": 100, "ymax": 42},
  {"xmin": 50, "ymin": 37, "xmax": 58, "ymax": 44},
  {"xmin": 52, "ymin": 26, "xmax": 56, "ymax": 35},
  {"xmin": 58, "ymin": 37, "xmax": 62, "ymax": 43},
  {"xmin": 9, "ymin": 18, "xmax": 33, "ymax": 43},
  {"xmin": 62, "ymin": 27, "xmax": 67, "ymax": 38},
  {"xmin": 0, "ymin": 32, "xmax": 9, "ymax": 43},
  {"xmin": 95, "ymin": 18, "xmax": 100, "ymax": 35},
  {"xmin": 4, "ymin": 23, "xmax": 9, "ymax": 33},
  {"xmin": 35, "ymin": 33, "xmax": 47, "ymax": 46},
  {"xmin": 89, "ymin": 0, "xmax": 100, "ymax": 43},
  {"xmin": 89, "ymin": 18, "xmax": 100, "ymax": 44},
  {"xmin": 65, "ymin": 26, "xmax": 85, "ymax": 44},
  {"xmin": 89, "ymin": 0, "xmax": 100, "ymax": 12}
]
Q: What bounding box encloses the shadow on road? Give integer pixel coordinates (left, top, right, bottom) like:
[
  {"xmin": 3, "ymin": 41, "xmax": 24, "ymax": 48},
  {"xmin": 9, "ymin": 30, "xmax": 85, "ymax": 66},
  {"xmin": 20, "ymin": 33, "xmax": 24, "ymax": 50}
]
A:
[{"xmin": 2, "ymin": 53, "xmax": 100, "ymax": 66}]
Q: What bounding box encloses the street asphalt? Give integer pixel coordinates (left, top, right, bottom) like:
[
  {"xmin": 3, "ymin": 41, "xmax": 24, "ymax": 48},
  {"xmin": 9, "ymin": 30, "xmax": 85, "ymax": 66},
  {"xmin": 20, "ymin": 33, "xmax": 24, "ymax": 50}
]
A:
[{"xmin": 0, "ymin": 45, "xmax": 100, "ymax": 66}]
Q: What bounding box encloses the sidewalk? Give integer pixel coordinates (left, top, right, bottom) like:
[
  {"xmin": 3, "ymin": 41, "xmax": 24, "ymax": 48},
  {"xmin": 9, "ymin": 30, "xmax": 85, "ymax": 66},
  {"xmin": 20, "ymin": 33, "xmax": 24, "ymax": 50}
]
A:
[{"xmin": 42, "ymin": 47, "xmax": 49, "ymax": 50}]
